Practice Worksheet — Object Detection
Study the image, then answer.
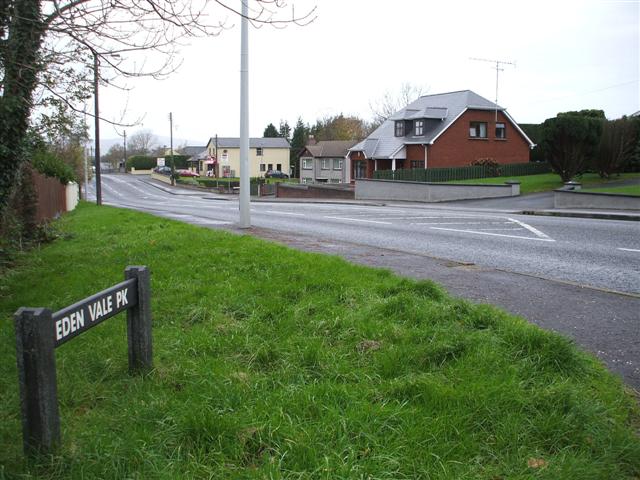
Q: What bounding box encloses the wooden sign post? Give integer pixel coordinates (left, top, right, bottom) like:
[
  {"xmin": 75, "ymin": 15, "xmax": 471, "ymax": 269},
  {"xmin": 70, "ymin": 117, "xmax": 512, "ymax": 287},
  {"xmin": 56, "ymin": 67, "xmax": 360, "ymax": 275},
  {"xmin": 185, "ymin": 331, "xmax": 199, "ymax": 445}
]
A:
[{"xmin": 14, "ymin": 266, "xmax": 152, "ymax": 455}]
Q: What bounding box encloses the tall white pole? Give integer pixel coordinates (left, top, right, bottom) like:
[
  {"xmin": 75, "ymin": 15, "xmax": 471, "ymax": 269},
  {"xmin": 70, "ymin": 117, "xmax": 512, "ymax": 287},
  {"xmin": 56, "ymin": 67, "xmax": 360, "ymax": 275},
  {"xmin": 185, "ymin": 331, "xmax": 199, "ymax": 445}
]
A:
[
  {"xmin": 239, "ymin": 0, "xmax": 250, "ymax": 228},
  {"xmin": 169, "ymin": 112, "xmax": 175, "ymax": 186}
]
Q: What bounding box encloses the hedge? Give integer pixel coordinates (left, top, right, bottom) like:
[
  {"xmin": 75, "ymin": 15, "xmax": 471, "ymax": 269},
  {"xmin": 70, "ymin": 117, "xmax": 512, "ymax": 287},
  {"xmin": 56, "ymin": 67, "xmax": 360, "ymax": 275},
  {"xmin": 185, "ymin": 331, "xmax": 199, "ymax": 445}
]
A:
[
  {"xmin": 126, "ymin": 155, "xmax": 156, "ymax": 171},
  {"xmin": 31, "ymin": 149, "xmax": 76, "ymax": 184},
  {"xmin": 126, "ymin": 154, "xmax": 191, "ymax": 171}
]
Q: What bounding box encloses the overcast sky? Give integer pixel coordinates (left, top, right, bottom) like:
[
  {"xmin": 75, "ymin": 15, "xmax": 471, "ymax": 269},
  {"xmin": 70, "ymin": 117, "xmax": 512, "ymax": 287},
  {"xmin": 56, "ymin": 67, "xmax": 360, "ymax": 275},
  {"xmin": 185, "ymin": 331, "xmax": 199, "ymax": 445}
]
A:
[{"xmin": 99, "ymin": 0, "xmax": 639, "ymax": 147}]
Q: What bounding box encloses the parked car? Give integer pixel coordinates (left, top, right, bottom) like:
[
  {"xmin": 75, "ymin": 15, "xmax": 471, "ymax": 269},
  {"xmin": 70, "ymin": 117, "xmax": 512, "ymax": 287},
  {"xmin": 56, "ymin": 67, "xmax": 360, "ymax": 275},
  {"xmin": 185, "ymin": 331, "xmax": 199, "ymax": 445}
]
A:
[
  {"xmin": 153, "ymin": 166, "xmax": 172, "ymax": 175},
  {"xmin": 177, "ymin": 169, "xmax": 199, "ymax": 177},
  {"xmin": 265, "ymin": 170, "xmax": 289, "ymax": 179}
]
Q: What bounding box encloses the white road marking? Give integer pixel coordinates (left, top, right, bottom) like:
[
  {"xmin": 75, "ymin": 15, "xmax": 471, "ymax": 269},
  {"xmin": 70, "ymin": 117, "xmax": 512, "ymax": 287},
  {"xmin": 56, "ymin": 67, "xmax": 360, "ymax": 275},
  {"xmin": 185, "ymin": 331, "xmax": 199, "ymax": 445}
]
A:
[
  {"xmin": 618, "ymin": 248, "xmax": 640, "ymax": 253},
  {"xmin": 101, "ymin": 182, "xmax": 123, "ymax": 197},
  {"xmin": 430, "ymin": 227, "xmax": 556, "ymax": 242},
  {"xmin": 507, "ymin": 218, "xmax": 553, "ymax": 240},
  {"xmin": 475, "ymin": 228, "xmax": 525, "ymax": 231},
  {"xmin": 263, "ymin": 210, "xmax": 306, "ymax": 216},
  {"xmin": 324, "ymin": 216, "xmax": 392, "ymax": 225},
  {"xmin": 410, "ymin": 221, "xmax": 511, "ymax": 226}
]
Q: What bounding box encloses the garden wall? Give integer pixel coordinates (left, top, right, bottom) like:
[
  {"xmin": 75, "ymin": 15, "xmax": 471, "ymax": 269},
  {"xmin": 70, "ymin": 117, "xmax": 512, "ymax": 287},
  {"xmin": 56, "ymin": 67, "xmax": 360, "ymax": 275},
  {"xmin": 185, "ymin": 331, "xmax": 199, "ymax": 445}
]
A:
[{"xmin": 356, "ymin": 179, "xmax": 519, "ymax": 202}]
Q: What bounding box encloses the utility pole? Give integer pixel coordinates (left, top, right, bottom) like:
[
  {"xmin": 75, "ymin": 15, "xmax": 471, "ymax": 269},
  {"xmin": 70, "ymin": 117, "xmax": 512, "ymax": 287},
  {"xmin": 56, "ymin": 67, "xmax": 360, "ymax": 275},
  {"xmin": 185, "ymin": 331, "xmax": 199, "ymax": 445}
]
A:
[
  {"xmin": 239, "ymin": 0, "xmax": 250, "ymax": 228},
  {"xmin": 470, "ymin": 57, "xmax": 515, "ymax": 121},
  {"xmin": 93, "ymin": 51, "xmax": 102, "ymax": 205},
  {"xmin": 91, "ymin": 50, "xmax": 119, "ymax": 203}
]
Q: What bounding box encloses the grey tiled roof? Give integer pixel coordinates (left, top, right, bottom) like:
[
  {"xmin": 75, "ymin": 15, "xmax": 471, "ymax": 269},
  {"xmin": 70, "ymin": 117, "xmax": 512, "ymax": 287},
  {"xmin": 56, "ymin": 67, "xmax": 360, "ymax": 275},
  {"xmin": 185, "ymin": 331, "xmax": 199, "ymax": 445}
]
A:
[
  {"xmin": 207, "ymin": 137, "xmax": 290, "ymax": 149},
  {"xmin": 350, "ymin": 90, "xmax": 531, "ymax": 159},
  {"xmin": 180, "ymin": 145, "xmax": 206, "ymax": 157},
  {"xmin": 304, "ymin": 140, "xmax": 358, "ymax": 158}
]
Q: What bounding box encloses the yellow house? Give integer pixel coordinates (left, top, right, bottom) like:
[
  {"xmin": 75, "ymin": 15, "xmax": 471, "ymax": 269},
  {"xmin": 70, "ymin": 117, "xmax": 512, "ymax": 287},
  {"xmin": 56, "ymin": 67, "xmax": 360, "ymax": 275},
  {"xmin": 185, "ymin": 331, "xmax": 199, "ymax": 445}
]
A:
[{"xmin": 201, "ymin": 137, "xmax": 291, "ymax": 178}]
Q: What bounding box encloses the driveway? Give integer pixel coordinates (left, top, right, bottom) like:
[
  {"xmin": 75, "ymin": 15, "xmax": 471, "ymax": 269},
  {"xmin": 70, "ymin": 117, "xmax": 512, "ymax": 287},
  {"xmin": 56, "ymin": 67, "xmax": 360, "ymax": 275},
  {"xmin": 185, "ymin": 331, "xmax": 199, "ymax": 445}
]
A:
[{"xmin": 433, "ymin": 192, "xmax": 554, "ymax": 210}]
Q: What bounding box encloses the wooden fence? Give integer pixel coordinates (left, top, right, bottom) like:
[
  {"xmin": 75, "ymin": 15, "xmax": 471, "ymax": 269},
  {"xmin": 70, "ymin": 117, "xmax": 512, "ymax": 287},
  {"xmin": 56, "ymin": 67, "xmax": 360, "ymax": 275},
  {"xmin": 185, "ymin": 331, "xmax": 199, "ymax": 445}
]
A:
[{"xmin": 32, "ymin": 171, "xmax": 67, "ymax": 222}]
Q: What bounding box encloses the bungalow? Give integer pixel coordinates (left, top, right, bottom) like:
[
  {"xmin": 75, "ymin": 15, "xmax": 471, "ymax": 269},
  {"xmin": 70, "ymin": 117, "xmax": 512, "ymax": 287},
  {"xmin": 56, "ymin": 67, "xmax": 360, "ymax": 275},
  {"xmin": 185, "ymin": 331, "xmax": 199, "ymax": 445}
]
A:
[
  {"xmin": 299, "ymin": 140, "xmax": 357, "ymax": 184},
  {"xmin": 201, "ymin": 137, "xmax": 291, "ymax": 178},
  {"xmin": 348, "ymin": 90, "xmax": 534, "ymax": 179}
]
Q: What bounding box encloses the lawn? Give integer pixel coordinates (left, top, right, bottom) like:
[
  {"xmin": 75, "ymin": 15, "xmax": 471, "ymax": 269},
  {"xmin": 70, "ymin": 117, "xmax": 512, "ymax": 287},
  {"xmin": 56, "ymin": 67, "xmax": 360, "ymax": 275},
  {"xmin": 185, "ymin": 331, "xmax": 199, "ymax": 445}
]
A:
[
  {"xmin": 582, "ymin": 184, "xmax": 640, "ymax": 196},
  {"xmin": 449, "ymin": 172, "xmax": 640, "ymax": 195},
  {"xmin": 1, "ymin": 203, "xmax": 638, "ymax": 479}
]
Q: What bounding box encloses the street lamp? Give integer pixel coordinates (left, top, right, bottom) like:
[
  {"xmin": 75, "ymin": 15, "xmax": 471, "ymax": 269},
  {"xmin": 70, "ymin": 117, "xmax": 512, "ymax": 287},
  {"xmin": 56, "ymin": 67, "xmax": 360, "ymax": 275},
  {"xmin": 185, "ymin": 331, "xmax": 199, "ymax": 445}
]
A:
[
  {"xmin": 169, "ymin": 112, "xmax": 175, "ymax": 186},
  {"xmin": 239, "ymin": 0, "xmax": 250, "ymax": 227},
  {"xmin": 121, "ymin": 129, "xmax": 127, "ymax": 172},
  {"xmin": 92, "ymin": 50, "xmax": 120, "ymax": 205}
]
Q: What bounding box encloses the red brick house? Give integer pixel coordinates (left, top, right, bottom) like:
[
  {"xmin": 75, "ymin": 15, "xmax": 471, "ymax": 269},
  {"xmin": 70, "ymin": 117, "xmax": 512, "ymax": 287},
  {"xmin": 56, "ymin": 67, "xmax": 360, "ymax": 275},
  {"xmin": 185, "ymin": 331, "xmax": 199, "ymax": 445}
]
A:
[{"xmin": 348, "ymin": 90, "xmax": 534, "ymax": 179}]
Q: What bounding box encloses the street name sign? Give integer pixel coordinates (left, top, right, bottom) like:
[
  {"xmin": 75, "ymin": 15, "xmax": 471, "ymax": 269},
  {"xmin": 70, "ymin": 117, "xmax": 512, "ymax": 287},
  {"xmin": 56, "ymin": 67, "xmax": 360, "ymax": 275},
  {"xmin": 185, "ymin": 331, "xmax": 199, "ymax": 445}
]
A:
[{"xmin": 14, "ymin": 266, "xmax": 152, "ymax": 455}]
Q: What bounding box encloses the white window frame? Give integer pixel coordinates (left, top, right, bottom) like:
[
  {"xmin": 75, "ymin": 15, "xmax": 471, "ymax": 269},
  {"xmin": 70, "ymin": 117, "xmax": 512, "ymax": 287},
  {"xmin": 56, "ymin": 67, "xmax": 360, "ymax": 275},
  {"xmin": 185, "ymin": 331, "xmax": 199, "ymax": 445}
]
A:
[
  {"xmin": 302, "ymin": 158, "xmax": 313, "ymax": 169},
  {"xmin": 495, "ymin": 123, "xmax": 506, "ymax": 139},
  {"xmin": 395, "ymin": 121, "xmax": 405, "ymax": 137},
  {"xmin": 469, "ymin": 122, "xmax": 488, "ymax": 138},
  {"xmin": 321, "ymin": 159, "xmax": 330, "ymax": 170},
  {"xmin": 333, "ymin": 158, "xmax": 343, "ymax": 170},
  {"xmin": 414, "ymin": 120, "xmax": 424, "ymax": 136}
]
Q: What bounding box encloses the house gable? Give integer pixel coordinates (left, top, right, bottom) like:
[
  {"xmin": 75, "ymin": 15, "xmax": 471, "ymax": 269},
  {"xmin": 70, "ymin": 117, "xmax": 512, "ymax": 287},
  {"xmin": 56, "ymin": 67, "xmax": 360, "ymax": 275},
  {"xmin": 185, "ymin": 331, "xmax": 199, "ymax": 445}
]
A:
[{"xmin": 427, "ymin": 109, "xmax": 531, "ymax": 168}]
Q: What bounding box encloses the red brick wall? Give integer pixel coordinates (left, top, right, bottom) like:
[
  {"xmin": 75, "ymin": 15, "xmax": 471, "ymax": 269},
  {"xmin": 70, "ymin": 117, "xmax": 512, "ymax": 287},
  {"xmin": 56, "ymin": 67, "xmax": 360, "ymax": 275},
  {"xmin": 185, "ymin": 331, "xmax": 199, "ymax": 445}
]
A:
[
  {"xmin": 427, "ymin": 110, "xmax": 530, "ymax": 168},
  {"xmin": 276, "ymin": 183, "xmax": 354, "ymax": 199},
  {"xmin": 349, "ymin": 151, "xmax": 375, "ymax": 179},
  {"xmin": 406, "ymin": 145, "xmax": 426, "ymax": 162}
]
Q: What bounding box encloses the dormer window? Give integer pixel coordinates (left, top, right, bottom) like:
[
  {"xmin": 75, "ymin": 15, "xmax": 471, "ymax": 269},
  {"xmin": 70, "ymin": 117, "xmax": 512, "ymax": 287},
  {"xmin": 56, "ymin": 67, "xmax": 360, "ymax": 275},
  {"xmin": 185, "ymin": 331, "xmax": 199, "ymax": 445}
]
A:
[
  {"xmin": 394, "ymin": 121, "xmax": 405, "ymax": 137},
  {"xmin": 414, "ymin": 120, "xmax": 424, "ymax": 136}
]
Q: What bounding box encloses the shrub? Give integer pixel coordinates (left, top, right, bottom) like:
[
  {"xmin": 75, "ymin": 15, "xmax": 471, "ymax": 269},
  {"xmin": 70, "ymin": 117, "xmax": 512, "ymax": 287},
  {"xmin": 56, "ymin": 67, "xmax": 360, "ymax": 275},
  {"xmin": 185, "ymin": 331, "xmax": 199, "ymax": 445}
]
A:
[
  {"xmin": 541, "ymin": 110, "xmax": 604, "ymax": 182},
  {"xmin": 596, "ymin": 118, "xmax": 638, "ymax": 177},
  {"xmin": 31, "ymin": 149, "xmax": 76, "ymax": 184},
  {"xmin": 126, "ymin": 155, "xmax": 156, "ymax": 171},
  {"xmin": 470, "ymin": 158, "xmax": 501, "ymax": 177}
]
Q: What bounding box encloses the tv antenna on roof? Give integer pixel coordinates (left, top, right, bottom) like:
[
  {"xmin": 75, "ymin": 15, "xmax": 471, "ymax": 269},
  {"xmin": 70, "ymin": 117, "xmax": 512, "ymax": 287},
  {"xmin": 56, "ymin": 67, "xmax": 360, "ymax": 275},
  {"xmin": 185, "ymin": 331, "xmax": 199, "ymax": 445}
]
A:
[{"xmin": 470, "ymin": 57, "xmax": 515, "ymax": 121}]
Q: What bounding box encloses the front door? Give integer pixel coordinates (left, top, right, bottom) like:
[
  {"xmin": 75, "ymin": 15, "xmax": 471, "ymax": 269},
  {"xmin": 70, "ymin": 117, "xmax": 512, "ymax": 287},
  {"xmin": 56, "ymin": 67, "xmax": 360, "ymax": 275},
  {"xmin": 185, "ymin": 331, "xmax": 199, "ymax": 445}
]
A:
[{"xmin": 354, "ymin": 161, "xmax": 367, "ymax": 179}]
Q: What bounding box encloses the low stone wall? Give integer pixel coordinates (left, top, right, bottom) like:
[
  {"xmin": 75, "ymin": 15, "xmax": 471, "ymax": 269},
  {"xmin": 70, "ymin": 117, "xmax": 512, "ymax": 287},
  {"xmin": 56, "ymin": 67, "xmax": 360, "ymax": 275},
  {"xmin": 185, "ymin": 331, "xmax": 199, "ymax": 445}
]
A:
[
  {"xmin": 65, "ymin": 182, "xmax": 79, "ymax": 212},
  {"xmin": 130, "ymin": 168, "xmax": 153, "ymax": 175},
  {"xmin": 151, "ymin": 172, "xmax": 172, "ymax": 184},
  {"xmin": 554, "ymin": 190, "xmax": 640, "ymax": 210},
  {"xmin": 276, "ymin": 183, "xmax": 355, "ymax": 200},
  {"xmin": 355, "ymin": 179, "xmax": 519, "ymax": 202}
]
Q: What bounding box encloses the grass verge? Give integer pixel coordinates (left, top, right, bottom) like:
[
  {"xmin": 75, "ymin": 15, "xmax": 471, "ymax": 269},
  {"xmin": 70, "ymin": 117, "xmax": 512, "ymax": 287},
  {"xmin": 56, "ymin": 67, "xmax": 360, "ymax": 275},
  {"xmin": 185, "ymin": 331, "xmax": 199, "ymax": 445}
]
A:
[
  {"xmin": 582, "ymin": 184, "xmax": 640, "ymax": 196},
  {"xmin": 448, "ymin": 172, "xmax": 640, "ymax": 194},
  {"xmin": 1, "ymin": 203, "xmax": 639, "ymax": 479}
]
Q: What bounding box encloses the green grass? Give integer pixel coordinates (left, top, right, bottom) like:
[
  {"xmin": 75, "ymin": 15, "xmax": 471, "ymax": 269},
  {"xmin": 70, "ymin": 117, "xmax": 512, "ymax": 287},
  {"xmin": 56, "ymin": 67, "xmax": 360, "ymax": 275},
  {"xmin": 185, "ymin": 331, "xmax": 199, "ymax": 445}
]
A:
[
  {"xmin": 1, "ymin": 203, "xmax": 639, "ymax": 479},
  {"xmin": 449, "ymin": 172, "xmax": 640, "ymax": 195},
  {"xmin": 582, "ymin": 185, "xmax": 640, "ymax": 196}
]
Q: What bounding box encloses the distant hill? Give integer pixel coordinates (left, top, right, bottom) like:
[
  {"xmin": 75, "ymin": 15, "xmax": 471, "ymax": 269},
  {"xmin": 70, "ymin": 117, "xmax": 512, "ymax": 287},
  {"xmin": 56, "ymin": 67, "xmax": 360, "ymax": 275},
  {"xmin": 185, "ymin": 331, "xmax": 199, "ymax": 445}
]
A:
[{"xmin": 97, "ymin": 136, "xmax": 204, "ymax": 155}]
